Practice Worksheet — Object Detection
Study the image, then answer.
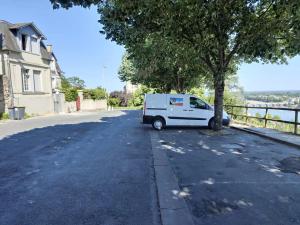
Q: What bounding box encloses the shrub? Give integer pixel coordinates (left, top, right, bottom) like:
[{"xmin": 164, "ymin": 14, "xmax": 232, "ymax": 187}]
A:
[
  {"xmin": 128, "ymin": 86, "xmax": 153, "ymax": 107},
  {"xmin": 64, "ymin": 88, "xmax": 78, "ymax": 102},
  {"xmin": 108, "ymin": 97, "xmax": 121, "ymax": 107},
  {"xmin": 84, "ymin": 87, "xmax": 106, "ymax": 100},
  {"xmin": 0, "ymin": 112, "xmax": 9, "ymax": 120},
  {"xmin": 110, "ymin": 91, "xmax": 131, "ymax": 106}
]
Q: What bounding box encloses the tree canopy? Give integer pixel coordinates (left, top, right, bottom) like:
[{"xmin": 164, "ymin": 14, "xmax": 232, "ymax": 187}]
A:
[{"xmin": 51, "ymin": 0, "xmax": 300, "ymax": 130}]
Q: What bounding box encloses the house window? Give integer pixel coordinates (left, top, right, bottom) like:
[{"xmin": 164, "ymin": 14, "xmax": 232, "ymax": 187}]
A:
[
  {"xmin": 21, "ymin": 34, "xmax": 27, "ymax": 51},
  {"xmin": 22, "ymin": 69, "xmax": 30, "ymax": 91},
  {"xmin": 33, "ymin": 70, "xmax": 42, "ymax": 92}
]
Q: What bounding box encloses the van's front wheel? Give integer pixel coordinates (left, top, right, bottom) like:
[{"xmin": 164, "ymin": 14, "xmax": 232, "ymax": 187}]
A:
[
  {"xmin": 152, "ymin": 117, "xmax": 165, "ymax": 131},
  {"xmin": 208, "ymin": 118, "xmax": 215, "ymax": 129}
]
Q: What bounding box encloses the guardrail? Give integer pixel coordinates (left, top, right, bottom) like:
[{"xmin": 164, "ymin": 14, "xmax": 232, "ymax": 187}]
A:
[{"xmin": 225, "ymin": 105, "xmax": 300, "ymax": 135}]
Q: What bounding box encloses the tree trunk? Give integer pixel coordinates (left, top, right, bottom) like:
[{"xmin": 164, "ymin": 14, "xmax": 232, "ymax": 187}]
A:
[{"xmin": 213, "ymin": 73, "xmax": 225, "ymax": 131}]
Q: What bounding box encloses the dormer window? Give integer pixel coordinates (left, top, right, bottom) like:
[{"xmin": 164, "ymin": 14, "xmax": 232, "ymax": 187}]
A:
[{"xmin": 21, "ymin": 34, "xmax": 27, "ymax": 51}]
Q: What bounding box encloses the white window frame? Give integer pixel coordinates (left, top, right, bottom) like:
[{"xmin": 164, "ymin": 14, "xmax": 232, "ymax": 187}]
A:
[{"xmin": 22, "ymin": 68, "xmax": 30, "ymax": 92}]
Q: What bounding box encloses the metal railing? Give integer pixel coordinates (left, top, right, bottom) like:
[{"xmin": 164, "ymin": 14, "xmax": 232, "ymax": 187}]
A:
[{"xmin": 225, "ymin": 105, "xmax": 300, "ymax": 135}]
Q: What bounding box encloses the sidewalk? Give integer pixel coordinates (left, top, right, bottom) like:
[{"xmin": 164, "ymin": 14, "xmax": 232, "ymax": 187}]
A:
[{"xmin": 231, "ymin": 122, "xmax": 300, "ymax": 149}]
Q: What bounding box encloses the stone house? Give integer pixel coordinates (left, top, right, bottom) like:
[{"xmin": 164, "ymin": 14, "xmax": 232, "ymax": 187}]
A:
[{"xmin": 0, "ymin": 20, "xmax": 62, "ymax": 115}]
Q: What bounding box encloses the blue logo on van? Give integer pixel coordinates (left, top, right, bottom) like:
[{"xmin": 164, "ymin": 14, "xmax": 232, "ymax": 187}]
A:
[{"xmin": 170, "ymin": 98, "xmax": 183, "ymax": 106}]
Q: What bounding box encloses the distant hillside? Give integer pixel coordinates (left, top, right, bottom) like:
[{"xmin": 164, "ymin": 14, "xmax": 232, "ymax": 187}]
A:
[
  {"xmin": 244, "ymin": 90, "xmax": 300, "ymax": 96},
  {"xmin": 244, "ymin": 90, "xmax": 300, "ymax": 103}
]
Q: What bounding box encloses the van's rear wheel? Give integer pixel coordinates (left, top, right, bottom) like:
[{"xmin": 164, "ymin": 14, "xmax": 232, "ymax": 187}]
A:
[
  {"xmin": 208, "ymin": 118, "xmax": 215, "ymax": 129},
  {"xmin": 152, "ymin": 117, "xmax": 165, "ymax": 130}
]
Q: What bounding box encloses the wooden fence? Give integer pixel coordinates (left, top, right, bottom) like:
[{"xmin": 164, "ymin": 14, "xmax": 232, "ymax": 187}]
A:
[{"xmin": 225, "ymin": 105, "xmax": 300, "ymax": 134}]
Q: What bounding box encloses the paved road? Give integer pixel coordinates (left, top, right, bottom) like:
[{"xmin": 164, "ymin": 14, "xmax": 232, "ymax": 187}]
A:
[
  {"xmin": 0, "ymin": 110, "xmax": 160, "ymax": 225},
  {"xmin": 156, "ymin": 128, "xmax": 300, "ymax": 225},
  {"xmin": 1, "ymin": 110, "xmax": 300, "ymax": 225}
]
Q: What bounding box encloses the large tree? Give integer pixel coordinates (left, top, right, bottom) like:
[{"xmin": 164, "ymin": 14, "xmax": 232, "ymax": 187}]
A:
[
  {"xmin": 118, "ymin": 36, "xmax": 209, "ymax": 93},
  {"xmin": 51, "ymin": 0, "xmax": 300, "ymax": 130}
]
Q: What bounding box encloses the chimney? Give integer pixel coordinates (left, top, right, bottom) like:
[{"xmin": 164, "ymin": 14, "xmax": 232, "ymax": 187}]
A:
[{"xmin": 46, "ymin": 44, "xmax": 53, "ymax": 53}]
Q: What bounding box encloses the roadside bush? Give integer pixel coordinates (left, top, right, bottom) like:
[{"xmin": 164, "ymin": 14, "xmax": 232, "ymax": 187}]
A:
[
  {"xmin": 84, "ymin": 87, "xmax": 106, "ymax": 100},
  {"xmin": 128, "ymin": 86, "xmax": 153, "ymax": 107},
  {"xmin": 108, "ymin": 97, "xmax": 121, "ymax": 107},
  {"xmin": 0, "ymin": 112, "xmax": 9, "ymax": 120},
  {"xmin": 64, "ymin": 88, "xmax": 78, "ymax": 102},
  {"xmin": 110, "ymin": 91, "xmax": 131, "ymax": 106}
]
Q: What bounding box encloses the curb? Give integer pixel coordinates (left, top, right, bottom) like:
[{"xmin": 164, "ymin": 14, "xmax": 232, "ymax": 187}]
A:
[
  {"xmin": 150, "ymin": 131, "xmax": 195, "ymax": 225},
  {"xmin": 230, "ymin": 126, "xmax": 300, "ymax": 149}
]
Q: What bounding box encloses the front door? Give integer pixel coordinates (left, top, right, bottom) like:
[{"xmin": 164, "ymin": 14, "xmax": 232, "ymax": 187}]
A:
[{"xmin": 187, "ymin": 97, "xmax": 213, "ymax": 126}]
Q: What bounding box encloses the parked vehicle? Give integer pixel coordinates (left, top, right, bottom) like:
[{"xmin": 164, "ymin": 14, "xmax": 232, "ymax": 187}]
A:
[{"xmin": 143, "ymin": 94, "xmax": 230, "ymax": 130}]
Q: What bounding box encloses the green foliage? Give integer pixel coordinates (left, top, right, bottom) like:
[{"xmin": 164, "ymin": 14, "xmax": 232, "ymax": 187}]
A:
[
  {"xmin": 67, "ymin": 76, "xmax": 85, "ymax": 89},
  {"xmin": 110, "ymin": 91, "xmax": 131, "ymax": 107},
  {"xmin": 83, "ymin": 87, "xmax": 107, "ymax": 100},
  {"xmin": 24, "ymin": 113, "xmax": 31, "ymax": 119},
  {"xmin": 51, "ymin": 0, "xmax": 300, "ymax": 129},
  {"xmin": 188, "ymin": 88, "xmax": 206, "ymax": 99},
  {"xmin": 64, "ymin": 88, "xmax": 78, "ymax": 102},
  {"xmin": 0, "ymin": 112, "xmax": 9, "ymax": 120},
  {"xmin": 128, "ymin": 86, "xmax": 153, "ymax": 107},
  {"xmin": 108, "ymin": 97, "xmax": 121, "ymax": 107},
  {"xmin": 61, "ymin": 75, "xmax": 71, "ymax": 89}
]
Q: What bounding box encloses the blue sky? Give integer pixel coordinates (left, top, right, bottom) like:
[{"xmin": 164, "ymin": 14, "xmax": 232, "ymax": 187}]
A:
[{"xmin": 1, "ymin": 0, "xmax": 299, "ymax": 92}]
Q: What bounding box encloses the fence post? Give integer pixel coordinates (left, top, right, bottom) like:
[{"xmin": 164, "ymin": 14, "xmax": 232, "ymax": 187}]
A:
[
  {"xmin": 295, "ymin": 110, "xmax": 298, "ymax": 135},
  {"xmin": 245, "ymin": 105, "xmax": 248, "ymax": 124},
  {"xmin": 264, "ymin": 107, "xmax": 268, "ymax": 128}
]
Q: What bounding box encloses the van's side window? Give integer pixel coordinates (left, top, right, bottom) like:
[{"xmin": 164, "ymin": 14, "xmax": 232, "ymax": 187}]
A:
[{"xmin": 190, "ymin": 97, "xmax": 207, "ymax": 109}]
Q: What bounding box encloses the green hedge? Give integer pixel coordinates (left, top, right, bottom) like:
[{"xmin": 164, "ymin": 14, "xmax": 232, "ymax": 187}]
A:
[
  {"xmin": 108, "ymin": 97, "xmax": 121, "ymax": 107},
  {"xmin": 64, "ymin": 88, "xmax": 78, "ymax": 102},
  {"xmin": 83, "ymin": 88, "xmax": 106, "ymax": 100}
]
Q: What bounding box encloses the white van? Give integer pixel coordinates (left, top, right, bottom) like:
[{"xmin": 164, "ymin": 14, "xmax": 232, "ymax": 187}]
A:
[{"xmin": 143, "ymin": 94, "xmax": 230, "ymax": 130}]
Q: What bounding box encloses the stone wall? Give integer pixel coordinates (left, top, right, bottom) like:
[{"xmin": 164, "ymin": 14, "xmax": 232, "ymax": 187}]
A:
[
  {"xmin": 64, "ymin": 101, "xmax": 77, "ymax": 113},
  {"xmin": 0, "ymin": 75, "xmax": 11, "ymax": 113},
  {"xmin": 81, "ymin": 99, "xmax": 107, "ymax": 111}
]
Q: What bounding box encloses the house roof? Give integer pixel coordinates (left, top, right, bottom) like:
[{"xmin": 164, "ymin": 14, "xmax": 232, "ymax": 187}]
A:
[
  {"xmin": 0, "ymin": 20, "xmax": 52, "ymax": 61},
  {"xmin": 0, "ymin": 20, "xmax": 20, "ymax": 52},
  {"xmin": 9, "ymin": 22, "xmax": 46, "ymax": 39}
]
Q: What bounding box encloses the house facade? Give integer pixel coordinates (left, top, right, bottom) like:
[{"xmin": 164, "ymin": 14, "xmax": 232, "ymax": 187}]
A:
[
  {"xmin": 0, "ymin": 20, "xmax": 61, "ymax": 115},
  {"xmin": 124, "ymin": 81, "xmax": 140, "ymax": 94}
]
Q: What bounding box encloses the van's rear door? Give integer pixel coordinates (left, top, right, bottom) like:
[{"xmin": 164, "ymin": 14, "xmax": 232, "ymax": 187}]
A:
[{"xmin": 145, "ymin": 94, "xmax": 168, "ymax": 111}]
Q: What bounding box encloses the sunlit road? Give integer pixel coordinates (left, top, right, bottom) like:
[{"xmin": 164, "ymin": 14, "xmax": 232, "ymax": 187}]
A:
[
  {"xmin": 0, "ymin": 110, "xmax": 160, "ymax": 225},
  {"xmin": 1, "ymin": 110, "xmax": 300, "ymax": 225}
]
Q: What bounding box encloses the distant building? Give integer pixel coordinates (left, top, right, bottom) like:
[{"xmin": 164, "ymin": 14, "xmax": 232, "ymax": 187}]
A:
[
  {"xmin": 124, "ymin": 81, "xmax": 139, "ymax": 94},
  {"xmin": 0, "ymin": 20, "xmax": 63, "ymax": 115}
]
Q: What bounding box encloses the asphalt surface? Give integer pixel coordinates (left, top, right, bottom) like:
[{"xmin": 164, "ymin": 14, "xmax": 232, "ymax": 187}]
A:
[
  {"xmin": 0, "ymin": 110, "xmax": 160, "ymax": 225},
  {"xmin": 157, "ymin": 128, "xmax": 300, "ymax": 225},
  {"xmin": 1, "ymin": 110, "xmax": 300, "ymax": 225}
]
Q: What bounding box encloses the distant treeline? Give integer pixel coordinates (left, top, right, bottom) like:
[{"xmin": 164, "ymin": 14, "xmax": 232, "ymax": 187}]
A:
[{"xmin": 244, "ymin": 90, "xmax": 300, "ymax": 103}]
